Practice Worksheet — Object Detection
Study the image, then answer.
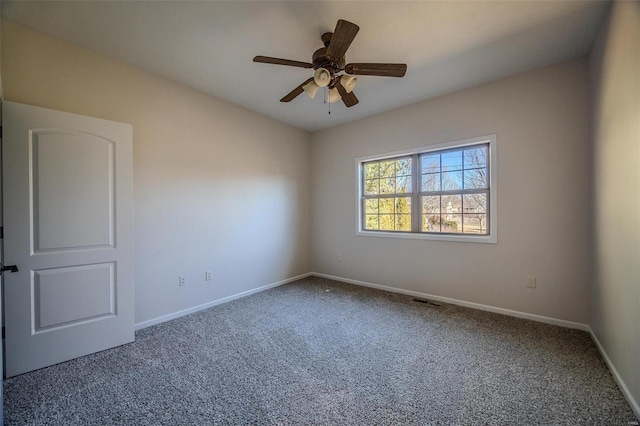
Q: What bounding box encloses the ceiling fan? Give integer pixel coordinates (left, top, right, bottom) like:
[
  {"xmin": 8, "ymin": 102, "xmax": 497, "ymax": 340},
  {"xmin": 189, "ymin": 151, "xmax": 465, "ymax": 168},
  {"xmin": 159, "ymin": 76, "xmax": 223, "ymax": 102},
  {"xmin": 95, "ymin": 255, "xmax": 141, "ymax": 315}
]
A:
[{"xmin": 253, "ymin": 19, "xmax": 407, "ymax": 108}]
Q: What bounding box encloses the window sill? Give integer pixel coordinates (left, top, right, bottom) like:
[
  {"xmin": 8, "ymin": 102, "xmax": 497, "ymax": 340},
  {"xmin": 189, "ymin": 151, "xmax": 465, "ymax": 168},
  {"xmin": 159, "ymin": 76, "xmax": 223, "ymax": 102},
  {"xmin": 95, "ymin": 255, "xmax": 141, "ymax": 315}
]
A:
[{"xmin": 356, "ymin": 230, "xmax": 497, "ymax": 244}]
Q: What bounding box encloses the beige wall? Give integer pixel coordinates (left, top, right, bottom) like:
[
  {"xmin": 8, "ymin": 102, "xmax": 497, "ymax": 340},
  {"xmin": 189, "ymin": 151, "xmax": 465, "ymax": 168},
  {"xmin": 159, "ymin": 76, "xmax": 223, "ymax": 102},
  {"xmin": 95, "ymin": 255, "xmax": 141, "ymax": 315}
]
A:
[
  {"xmin": 590, "ymin": 1, "xmax": 640, "ymax": 416},
  {"xmin": 312, "ymin": 58, "xmax": 591, "ymax": 324},
  {"xmin": 1, "ymin": 19, "xmax": 312, "ymax": 324}
]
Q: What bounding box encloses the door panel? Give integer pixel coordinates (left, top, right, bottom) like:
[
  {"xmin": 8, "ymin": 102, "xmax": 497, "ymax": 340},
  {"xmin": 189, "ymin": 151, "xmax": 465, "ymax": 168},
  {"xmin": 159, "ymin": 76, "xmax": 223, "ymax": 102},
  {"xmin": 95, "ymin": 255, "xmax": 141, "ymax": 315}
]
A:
[
  {"xmin": 32, "ymin": 130, "xmax": 115, "ymax": 251},
  {"xmin": 2, "ymin": 101, "xmax": 134, "ymax": 377},
  {"xmin": 33, "ymin": 262, "xmax": 115, "ymax": 333}
]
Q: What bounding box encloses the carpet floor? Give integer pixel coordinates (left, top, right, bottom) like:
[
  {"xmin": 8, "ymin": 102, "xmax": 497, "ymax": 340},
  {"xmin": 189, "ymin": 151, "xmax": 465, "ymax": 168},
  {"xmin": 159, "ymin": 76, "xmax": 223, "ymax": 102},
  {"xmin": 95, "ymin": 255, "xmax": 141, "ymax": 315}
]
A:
[{"xmin": 3, "ymin": 276, "xmax": 637, "ymax": 425}]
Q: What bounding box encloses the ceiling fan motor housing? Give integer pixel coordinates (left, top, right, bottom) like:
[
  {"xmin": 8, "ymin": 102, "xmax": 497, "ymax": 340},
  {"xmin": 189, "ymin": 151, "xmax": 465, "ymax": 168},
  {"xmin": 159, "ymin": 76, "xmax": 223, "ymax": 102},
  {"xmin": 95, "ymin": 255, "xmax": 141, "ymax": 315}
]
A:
[
  {"xmin": 312, "ymin": 47, "xmax": 346, "ymax": 72},
  {"xmin": 313, "ymin": 31, "xmax": 347, "ymax": 90},
  {"xmin": 313, "ymin": 30, "xmax": 347, "ymax": 76}
]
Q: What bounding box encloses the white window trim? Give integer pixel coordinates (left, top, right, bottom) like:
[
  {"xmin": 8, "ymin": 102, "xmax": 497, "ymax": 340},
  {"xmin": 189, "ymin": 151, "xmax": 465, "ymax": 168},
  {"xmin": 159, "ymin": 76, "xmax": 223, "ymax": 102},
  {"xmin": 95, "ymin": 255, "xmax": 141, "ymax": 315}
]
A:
[{"xmin": 355, "ymin": 134, "xmax": 497, "ymax": 244}]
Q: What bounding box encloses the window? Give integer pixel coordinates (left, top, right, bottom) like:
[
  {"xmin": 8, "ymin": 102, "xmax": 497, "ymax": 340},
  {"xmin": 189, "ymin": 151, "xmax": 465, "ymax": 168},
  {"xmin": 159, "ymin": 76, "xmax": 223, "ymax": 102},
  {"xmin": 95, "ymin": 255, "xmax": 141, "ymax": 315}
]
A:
[{"xmin": 357, "ymin": 135, "xmax": 496, "ymax": 243}]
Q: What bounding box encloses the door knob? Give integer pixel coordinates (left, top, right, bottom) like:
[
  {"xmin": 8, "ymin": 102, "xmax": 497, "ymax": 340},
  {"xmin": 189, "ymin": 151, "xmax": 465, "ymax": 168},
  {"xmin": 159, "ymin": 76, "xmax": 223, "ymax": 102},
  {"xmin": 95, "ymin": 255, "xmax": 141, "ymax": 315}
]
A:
[{"xmin": 0, "ymin": 263, "xmax": 19, "ymax": 275}]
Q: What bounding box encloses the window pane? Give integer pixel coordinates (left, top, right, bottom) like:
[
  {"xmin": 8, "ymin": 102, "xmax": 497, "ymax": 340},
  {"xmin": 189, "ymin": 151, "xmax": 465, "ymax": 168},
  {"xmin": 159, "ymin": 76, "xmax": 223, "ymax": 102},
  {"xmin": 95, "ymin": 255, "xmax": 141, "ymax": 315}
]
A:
[
  {"xmin": 422, "ymin": 196, "xmax": 440, "ymax": 214},
  {"xmin": 379, "ymin": 198, "xmax": 394, "ymax": 214},
  {"xmin": 464, "ymin": 146, "xmax": 488, "ymax": 169},
  {"xmin": 380, "ymin": 178, "xmax": 395, "ymax": 194},
  {"xmin": 442, "ymin": 151, "xmax": 462, "ymax": 171},
  {"xmin": 464, "ymin": 167, "xmax": 488, "ymax": 189},
  {"xmin": 396, "ymin": 158, "xmax": 412, "ymax": 176},
  {"xmin": 396, "ymin": 197, "xmax": 411, "ymax": 214},
  {"xmin": 380, "ymin": 161, "xmax": 395, "ymax": 178},
  {"xmin": 365, "ymin": 215, "xmax": 379, "ymax": 230},
  {"xmin": 365, "ymin": 199, "xmax": 379, "ymax": 214},
  {"xmin": 396, "ymin": 176, "xmax": 412, "ymax": 193},
  {"xmin": 421, "ymin": 154, "xmax": 440, "ymax": 173},
  {"xmin": 442, "ymin": 171, "xmax": 462, "ymax": 190},
  {"xmin": 364, "ymin": 162, "xmax": 379, "ymax": 179},
  {"xmin": 365, "ymin": 179, "xmax": 379, "ymax": 195},
  {"xmin": 441, "ymin": 194, "xmax": 462, "ymax": 214},
  {"xmin": 379, "ymin": 215, "xmax": 395, "ymax": 231},
  {"xmin": 421, "ymin": 173, "xmax": 440, "ymax": 192},
  {"xmin": 463, "ymin": 193, "xmax": 487, "ymax": 214},
  {"xmin": 395, "ymin": 214, "xmax": 411, "ymax": 231},
  {"xmin": 442, "ymin": 214, "xmax": 462, "ymax": 233},
  {"xmin": 463, "ymin": 214, "xmax": 487, "ymax": 234},
  {"xmin": 422, "ymin": 214, "xmax": 441, "ymax": 232}
]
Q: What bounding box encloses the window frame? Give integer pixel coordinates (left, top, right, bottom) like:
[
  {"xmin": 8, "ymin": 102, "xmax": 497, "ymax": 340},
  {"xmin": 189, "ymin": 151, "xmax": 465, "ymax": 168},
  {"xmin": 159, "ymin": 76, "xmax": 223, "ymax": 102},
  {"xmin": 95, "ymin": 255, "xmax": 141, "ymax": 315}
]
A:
[{"xmin": 356, "ymin": 135, "xmax": 497, "ymax": 244}]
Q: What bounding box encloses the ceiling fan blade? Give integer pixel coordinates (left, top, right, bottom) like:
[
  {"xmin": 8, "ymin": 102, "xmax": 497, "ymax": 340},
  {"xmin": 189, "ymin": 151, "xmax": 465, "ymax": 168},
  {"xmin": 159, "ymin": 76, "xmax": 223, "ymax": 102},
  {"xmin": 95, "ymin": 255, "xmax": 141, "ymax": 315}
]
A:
[
  {"xmin": 345, "ymin": 63, "xmax": 407, "ymax": 77},
  {"xmin": 280, "ymin": 78, "xmax": 314, "ymax": 102},
  {"xmin": 336, "ymin": 81, "xmax": 359, "ymax": 108},
  {"xmin": 253, "ymin": 56, "xmax": 313, "ymax": 69},
  {"xmin": 326, "ymin": 20, "xmax": 360, "ymax": 61}
]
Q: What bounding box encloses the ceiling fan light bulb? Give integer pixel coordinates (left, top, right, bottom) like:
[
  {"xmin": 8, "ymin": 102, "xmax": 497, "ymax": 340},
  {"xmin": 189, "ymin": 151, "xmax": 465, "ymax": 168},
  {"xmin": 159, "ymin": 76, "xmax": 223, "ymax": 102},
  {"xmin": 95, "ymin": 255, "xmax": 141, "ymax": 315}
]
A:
[
  {"xmin": 328, "ymin": 88, "xmax": 341, "ymax": 103},
  {"xmin": 341, "ymin": 75, "xmax": 357, "ymax": 93},
  {"xmin": 302, "ymin": 81, "xmax": 319, "ymax": 98},
  {"xmin": 313, "ymin": 68, "xmax": 331, "ymax": 87}
]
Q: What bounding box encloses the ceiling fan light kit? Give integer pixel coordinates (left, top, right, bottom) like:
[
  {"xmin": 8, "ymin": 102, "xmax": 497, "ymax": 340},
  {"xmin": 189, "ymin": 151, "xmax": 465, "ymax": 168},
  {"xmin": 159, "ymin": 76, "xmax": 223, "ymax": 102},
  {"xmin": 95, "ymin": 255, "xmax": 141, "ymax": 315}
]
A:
[
  {"xmin": 313, "ymin": 68, "xmax": 331, "ymax": 87},
  {"xmin": 327, "ymin": 88, "xmax": 341, "ymax": 103},
  {"xmin": 253, "ymin": 19, "xmax": 407, "ymax": 110},
  {"xmin": 302, "ymin": 81, "xmax": 319, "ymax": 98},
  {"xmin": 340, "ymin": 74, "xmax": 357, "ymax": 93}
]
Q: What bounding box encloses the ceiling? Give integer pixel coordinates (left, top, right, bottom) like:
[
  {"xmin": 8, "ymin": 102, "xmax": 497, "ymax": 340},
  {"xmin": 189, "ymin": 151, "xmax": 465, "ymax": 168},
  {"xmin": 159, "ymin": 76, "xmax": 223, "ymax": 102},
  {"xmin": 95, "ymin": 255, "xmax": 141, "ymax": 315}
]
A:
[{"xmin": 1, "ymin": 1, "xmax": 608, "ymax": 132}]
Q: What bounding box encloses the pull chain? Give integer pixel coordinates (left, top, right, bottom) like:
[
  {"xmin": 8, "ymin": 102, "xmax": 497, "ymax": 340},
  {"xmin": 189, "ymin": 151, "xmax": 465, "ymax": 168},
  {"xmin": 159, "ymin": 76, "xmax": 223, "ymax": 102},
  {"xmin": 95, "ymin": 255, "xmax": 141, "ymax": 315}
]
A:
[{"xmin": 323, "ymin": 86, "xmax": 331, "ymax": 115}]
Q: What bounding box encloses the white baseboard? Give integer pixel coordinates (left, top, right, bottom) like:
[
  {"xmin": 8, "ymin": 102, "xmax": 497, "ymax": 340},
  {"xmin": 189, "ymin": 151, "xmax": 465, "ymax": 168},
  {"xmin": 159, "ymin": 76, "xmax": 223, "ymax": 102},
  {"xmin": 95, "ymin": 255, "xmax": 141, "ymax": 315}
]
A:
[
  {"xmin": 311, "ymin": 272, "xmax": 590, "ymax": 331},
  {"xmin": 136, "ymin": 271, "xmax": 588, "ymax": 332},
  {"xmin": 134, "ymin": 272, "xmax": 313, "ymax": 331},
  {"xmin": 589, "ymin": 328, "xmax": 640, "ymax": 420}
]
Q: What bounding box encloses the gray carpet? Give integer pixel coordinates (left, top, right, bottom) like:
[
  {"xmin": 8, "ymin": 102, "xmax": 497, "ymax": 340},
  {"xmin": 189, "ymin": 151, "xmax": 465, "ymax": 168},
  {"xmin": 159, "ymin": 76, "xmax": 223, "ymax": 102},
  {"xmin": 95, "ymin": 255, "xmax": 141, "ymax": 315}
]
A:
[{"xmin": 3, "ymin": 276, "xmax": 637, "ymax": 425}]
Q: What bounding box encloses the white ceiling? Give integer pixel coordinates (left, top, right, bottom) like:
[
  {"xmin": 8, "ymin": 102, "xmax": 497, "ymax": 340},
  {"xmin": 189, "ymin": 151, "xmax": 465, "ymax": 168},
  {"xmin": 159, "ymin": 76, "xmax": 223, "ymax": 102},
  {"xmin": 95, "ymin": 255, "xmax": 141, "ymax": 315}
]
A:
[{"xmin": 2, "ymin": 1, "xmax": 608, "ymax": 132}]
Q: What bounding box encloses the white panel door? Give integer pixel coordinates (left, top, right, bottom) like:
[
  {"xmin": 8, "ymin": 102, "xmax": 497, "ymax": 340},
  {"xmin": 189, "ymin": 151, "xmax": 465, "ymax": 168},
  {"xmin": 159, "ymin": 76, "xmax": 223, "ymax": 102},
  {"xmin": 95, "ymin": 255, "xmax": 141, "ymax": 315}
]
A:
[{"xmin": 2, "ymin": 101, "xmax": 134, "ymax": 377}]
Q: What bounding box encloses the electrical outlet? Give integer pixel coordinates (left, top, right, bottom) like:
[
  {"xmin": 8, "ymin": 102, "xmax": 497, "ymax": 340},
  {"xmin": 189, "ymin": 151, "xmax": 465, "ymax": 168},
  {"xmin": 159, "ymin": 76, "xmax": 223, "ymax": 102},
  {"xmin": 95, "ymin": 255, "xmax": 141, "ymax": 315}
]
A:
[
  {"xmin": 205, "ymin": 270, "xmax": 213, "ymax": 281},
  {"xmin": 337, "ymin": 253, "xmax": 343, "ymax": 262},
  {"xmin": 179, "ymin": 275, "xmax": 187, "ymax": 287},
  {"xmin": 526, "ymin": 276, "xmax": 536, "ymax": 288}
]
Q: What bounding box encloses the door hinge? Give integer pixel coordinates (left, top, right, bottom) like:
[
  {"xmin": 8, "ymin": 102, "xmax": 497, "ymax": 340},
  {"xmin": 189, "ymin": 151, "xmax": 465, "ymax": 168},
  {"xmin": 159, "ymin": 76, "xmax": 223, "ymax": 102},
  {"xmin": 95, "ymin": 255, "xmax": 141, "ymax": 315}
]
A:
[
  {"xmin": 0, "ymin": 226, "xmax": 3, "ymax": 239},
  {"xmin": 0, "ymin": 125, "xmax": 3, "ymax": 138},
  {"xmin": 2, "ymin": 327, "xmax": 5, "ymax": 340}
]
